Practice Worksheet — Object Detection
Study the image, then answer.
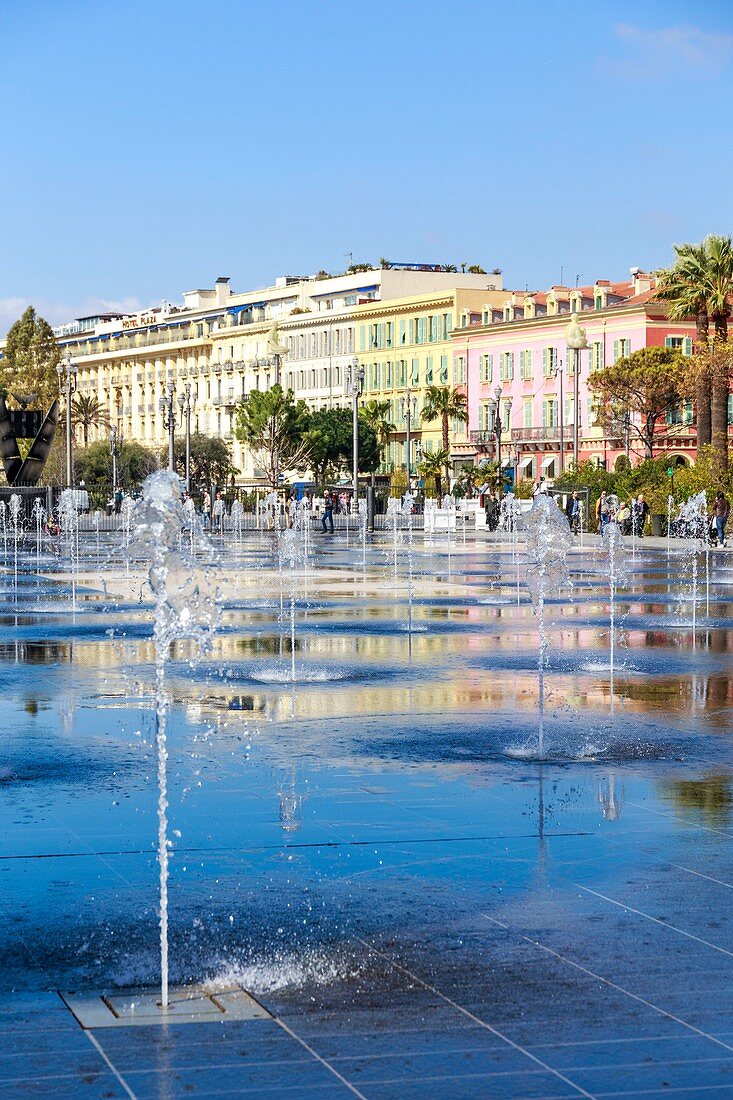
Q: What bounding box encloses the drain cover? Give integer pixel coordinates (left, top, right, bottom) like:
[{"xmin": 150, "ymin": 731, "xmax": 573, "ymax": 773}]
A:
[{"xmin": 60, "ymin": 984, "xmax": 272, "ymax": 1028}]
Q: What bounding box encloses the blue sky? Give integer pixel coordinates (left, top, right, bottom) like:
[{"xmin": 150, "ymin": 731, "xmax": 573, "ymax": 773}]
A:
[{"xmin": 1, "ymin": 0, "xmax": 732, "ymax": 331}]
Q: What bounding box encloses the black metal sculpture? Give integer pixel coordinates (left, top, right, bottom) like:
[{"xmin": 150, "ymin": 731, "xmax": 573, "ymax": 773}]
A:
[{"xmin": 0, "ymin": 395, "xmax": 60, "ymax": 486}]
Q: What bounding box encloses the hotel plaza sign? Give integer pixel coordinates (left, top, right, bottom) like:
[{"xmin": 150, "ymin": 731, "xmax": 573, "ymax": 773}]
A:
[{"xmin": 122, "ymin": 312, "xmax": 160, "ymax": 330}]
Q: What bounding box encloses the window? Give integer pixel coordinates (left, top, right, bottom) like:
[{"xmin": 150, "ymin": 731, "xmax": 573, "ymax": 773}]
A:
[
  {"xmin": 499, "ymin": 352, "xmax": 514, "ymax": 381},
  {"xmin": 425, "ymin": 356, "xmax": 433, "ymax": 384},
  {"xmin": 542, "ymin": 398, "xmax": 558, "ymax": 428},
  {"xmin": 501, "ymin": 400, "xmax": 512, "ymax": 431},
  {"xmin": 480, "ymin": 353, "xmax": 493, "ymax": 383},
  {"xmin": 594, "ymin": 294, "xmax": 605, "ymax": 310},
  {"xmin": 460, "ymin": 311, "xmax": 469, "ymax": 328},
  {"xmin": 589, "ymin": 341, "xmax": 604, "ymax": 373},
  {"xmin": 399, "ymin": 319, "xmax": 407, "ymax": 345},
  {"xmin": 524, "ymin": 300, "xmax": 535, "ymax": 319},
  {"xmin": 520, "ymin": 349, "xmax": 533, "ymax": 380},
  {"xmin": 385, "ymin": 361, "xmax": 393, "ymax": 387},
  {"xmin": 543, "ymin": 347, "xmax": 557, "ymax": 377},
  {"xmin": 547, "ymin": 297, "xmax": 557, "ymax": 316},
  {"xmin": 398, "ymin": 359, "xmax": 407, "ymax": 386},
  {"xmin": 386, "ymin": 321, "xmax": 393, "ymax": 348},
  {"xmin": 443, "ymin": 313, "xmax": 451, "ymax": 339},
  {"xmin": 359, "ymin": 326, "xmax": 367, "ymax": 352},
  {"xmin": 482, "ymin": 307, "xmax": 491, "ymax": 325},
  {"xmin": 612, "ymin": 338, "xmax": 631, "ymax": 363},
  {"xmin": 479, "ymin": 402, "xmax": 493, "ymax": 431},
  {"xmin": 666, "ymin": 335, "xmax": 693, "ymax": 356},
  {"xmin": 522, "ymin": 398, "xmax": 533, "ymax": 428},
  {"xmin": 440, "ymin": 355, "xmax": 449, "ymax": 383},
  {"xmin": 503, "ymin": 307, "xmax": 512, "ymax": 322},
  {"xmin": 411, "ymin": 358, "xmax": 420, "ymax": 385}
]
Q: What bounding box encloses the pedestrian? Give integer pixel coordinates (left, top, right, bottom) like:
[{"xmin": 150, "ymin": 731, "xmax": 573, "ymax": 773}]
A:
[
  {"xmin": 565, "ymin": 491, "xmax": 582, "ymax": 534},
  {"xmin": 596, "ymin": 491, "xmax": 610, "ymax": 533},
  {"xmin": 617, "ymin": 499, "xmax": 631, "ymax": 535},
  {"xmin": 321, "ymin": 490, "xmax": 335, "ymax": 533},
  {"xmin": 485, "ymin": 491, "xmax": 500, "ymax": 532},
  {"xmin": 212, "ymin": 491, "xmax": 225, "ymax": 534},
  {"xmin": 202, "ymin": 489, "xmax": 211, "ymax": 529},
  {"xmin": 713, "ymin": 490, "xmax": 729, "ymax": 547},
  {"xmin": 633, "ymin": 493, "xmax": 649, "ymax": 537}
]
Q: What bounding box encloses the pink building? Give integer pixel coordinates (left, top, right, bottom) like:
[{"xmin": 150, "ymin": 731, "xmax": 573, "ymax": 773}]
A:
[{"xmin": 450, "ymin": 271, "xmax": 697, "ymax": 483}]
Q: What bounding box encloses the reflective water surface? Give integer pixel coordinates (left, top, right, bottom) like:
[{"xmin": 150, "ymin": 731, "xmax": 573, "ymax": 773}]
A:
[{"xmin": 2, "ymin": 527, "xmax": 733, "ymax": 1097}]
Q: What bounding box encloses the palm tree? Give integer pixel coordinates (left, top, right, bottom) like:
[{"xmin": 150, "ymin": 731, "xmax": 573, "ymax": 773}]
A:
[
  {"xmin": 421, "ymin": 384, "xmax": 468, "ymax": 489},
  {"xmin": 417, "ymin": 449, "xmax": 450, "ymax": 500},
  {"xmin": 703, "ymin": 235, "xmax": 733, "ymax": 461},
  {"xmin": 71, "ymin": 394, "xmax": 111, "ymax": 446},
  {"xmin": 655, "ymin": 242, "xmax": 712, "ymax": 445},
  {"xmin": 361, "ymin": 399, "xmax": 395, "ymax": 480},
  {"xmin": 656, "ymin": 234, "xmax": 733, "ymax": 460}
]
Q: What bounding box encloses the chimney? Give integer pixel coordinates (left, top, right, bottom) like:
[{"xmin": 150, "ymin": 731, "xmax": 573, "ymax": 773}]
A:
[
  {"xmin": 215, "ymin": 276, "xmax": 231, "ymax": 306},
  {"xmin": 629, "ymin": 268, "xmax": 653, "ymax": 295}
]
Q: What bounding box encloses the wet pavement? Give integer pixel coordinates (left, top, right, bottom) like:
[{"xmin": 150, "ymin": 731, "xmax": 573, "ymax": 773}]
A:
[{"xmin": 1, "ymin": 526, "xmax": 732, "ymax": 1098}]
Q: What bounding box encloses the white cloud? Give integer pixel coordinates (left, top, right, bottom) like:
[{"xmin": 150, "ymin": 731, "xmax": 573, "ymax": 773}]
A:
[{"xmin": 612, "ymin": 22, "xmax": 733, "ymax": 77}]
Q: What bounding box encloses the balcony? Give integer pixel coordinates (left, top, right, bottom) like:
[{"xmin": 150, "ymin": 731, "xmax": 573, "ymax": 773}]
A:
[
  {"xmin": 511, "ymin": 425, "xmax": 575, "ymax": 452},
  {"xmin": 469, "ymin": 430, "xmax": 497, "ymax": 448}
]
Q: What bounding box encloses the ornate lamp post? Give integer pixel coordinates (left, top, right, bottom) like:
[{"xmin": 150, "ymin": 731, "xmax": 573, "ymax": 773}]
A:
[
  {"xmin": 109, "ymin": 426, "xmax": 119, "ymax": 491},
  {"xmin": 159, "ymin": 379, "xmax": 176, "ymax": 472},
  {"xmin": 177, "ymin": 382, "xmax": 195, "ymax": 491},
  {"xmin": 564, "ymin": 312, "xmax": 589, "ymax": 469},
  {"xmin": 346, "ymin": 357, "xmax": 365, "ymax": 511},
  {"xmin": 56, "ymin": 353, "xmax": 78, "ymax": 488},
  {"xmin": 401, "ymin": 388, "xmax": 418, "ymax": 490},
  {"xmin": 490, "ymin": 384, "xmax": 512, "ymax": 496}
]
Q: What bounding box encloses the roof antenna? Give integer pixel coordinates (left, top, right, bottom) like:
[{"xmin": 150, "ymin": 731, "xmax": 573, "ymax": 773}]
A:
[{"xmin": 560, "ymin": 265, "xmax": 563, "ymax": 285}]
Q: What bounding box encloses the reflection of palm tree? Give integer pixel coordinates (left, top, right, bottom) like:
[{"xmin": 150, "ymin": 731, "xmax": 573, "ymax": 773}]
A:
[{"xmin": 71, "ymin": 394, "xmax": 111, "ymax": 446}]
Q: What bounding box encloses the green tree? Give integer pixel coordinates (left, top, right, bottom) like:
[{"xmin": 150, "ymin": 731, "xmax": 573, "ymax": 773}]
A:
[
  {"xmin": 305, "ymin": 407, "xmax": 378, "ymax": 486},
  {"xmin": 655, "ymin": 234, "xmax": 733, "ymax": 456},
  {"xmin": 71, "ymin": 394, "xmax": 110, "ymax": 446},
  {"xmin": 1, "ymin": 306, "xmax": 61, "ymax": 410},
  {"xmin": 235, "ymin": 385, "xmax": 312, "ymax": 490},
  {"xmin": 588, "ymin": 346, "xmax": 686, "ymax": 459},
  {"xmin": 75, "ymin": 439, "xmax": 158, "ymax": 503},
  {"xmin": 421, "ymin": 384, "xmax": 468, "ymax": 487},
  {"xmin": 467, "ymin": 264, "xmax": 487, "ymax": 274},
  {"xmin": 172, "ymin": 432, "xmax": 237, "ymax": 490},
  {"xmin": 361, "ymin": 398, "xmax": 395, "ymax": 474},
  {"xmin": 417, "ymin": 448, "xmax": 449, "ymax": 499}
]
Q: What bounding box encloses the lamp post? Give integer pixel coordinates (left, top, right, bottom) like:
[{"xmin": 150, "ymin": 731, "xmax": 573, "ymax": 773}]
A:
[
  {"xmin": 346, "ymin": 357, "xmax": 365, "ymax": 512},
  {"xmin": 491, "ymin": 384, "xmax": 512, "ymax": 496},
  {"xmin": 109, "ymin": 426, "xmax": 119, "ymax": 492},
  {"xmin": 159, "ymin": 379, "xmax": 176, "ymax": 472},
  {"xmin": 564, "ymin": 312, "xmax": 588, "ymax": 469},
  {"xmin": 553, "ymin": 360, "xmax": 564, "ymax": 475},
  {"xmin": 177, "ymin": 382, "xmax": 195, "ymax": 491},
  {"xmin": 401, "ymin": 388, "xmax": 418, "ymax": 490},
  {"xmin": 56, "ymin": 354, "xmax": 78, "ymax": 488}
]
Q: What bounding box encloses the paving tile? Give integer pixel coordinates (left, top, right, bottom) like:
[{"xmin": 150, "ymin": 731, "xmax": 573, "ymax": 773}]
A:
[{"xmin": 124, "ymin": 1058, "xmax": 355, "ymax": 1098}]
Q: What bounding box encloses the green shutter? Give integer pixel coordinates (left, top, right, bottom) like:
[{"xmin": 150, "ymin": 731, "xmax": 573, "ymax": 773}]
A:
[
  {"xmin": 683, "ymin": 336, "xmax": 693, "ymax": 356},
  {"xmin": 542, "ymin": 348, "xmax": 548, "ymax": 376},
  {"xmin": 613, "ymin": 340, "xmax": 619, "ymax": 363}
]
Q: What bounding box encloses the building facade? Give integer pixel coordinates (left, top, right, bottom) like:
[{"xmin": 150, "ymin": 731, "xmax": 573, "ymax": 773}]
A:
[
  {"xmin": 452, "ymin": 272, "xmax": 699, "ymax": 483},
  {"xmin": 33, "ymin": 267, "xmax": 502, "ymax": 483}
]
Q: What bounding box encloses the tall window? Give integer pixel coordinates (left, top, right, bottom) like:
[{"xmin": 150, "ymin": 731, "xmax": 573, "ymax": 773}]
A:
[
  {"xmin": 520, "ymin": 349, "xmax": 533, "ymax": 380},
  {"xmin": 612, "ymin": 338, "xmax": 631, "ymax": 363},
  {"xmin": 440, "ymin": 355, "xmax": 449, "ymax": 383},
  {"xmin": 522, "ymin": 398, "xmax": 533, "ymax": 428},
  {"xmin": 499, "ymin": 352, "xmax": 514, "ymax": 381},
  {"xmin": 543, "ymin": 347, "xmax": 557, "ymax": 377},
  {"xmin": 543, "ymin": 398, "xmax": 558, "ymax": 428},
  {"xmin": 480, "ymin": 354, "xmax": 493, "ymax": 383}
]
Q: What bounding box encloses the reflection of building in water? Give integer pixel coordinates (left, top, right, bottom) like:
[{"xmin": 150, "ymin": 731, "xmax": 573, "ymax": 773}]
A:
[
  {"xmin": 598, "ymin": 773, "xmax": 624, "ymax": 820},
  {"xmin": 277, "ymin": 765, "xmax": 302, "ymax": 834},
  {"xmin": 661, "ymin": 773, "xmax": 733, "ymax": 827}
]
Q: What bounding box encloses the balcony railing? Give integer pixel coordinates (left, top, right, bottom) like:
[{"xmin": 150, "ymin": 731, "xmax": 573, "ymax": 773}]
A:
[
  {"xmin": 511, "ymin": 425, "xmax": 575, "ymax": 443},
  {"xmin": 469, "ymin": 430, "xmax": 497, "ymax": 445}
]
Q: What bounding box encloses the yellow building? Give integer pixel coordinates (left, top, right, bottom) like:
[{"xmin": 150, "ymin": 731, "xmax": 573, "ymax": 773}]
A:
[{"xmin": 353, "ymin": 288, "xmax": 507, "ymax": 477}]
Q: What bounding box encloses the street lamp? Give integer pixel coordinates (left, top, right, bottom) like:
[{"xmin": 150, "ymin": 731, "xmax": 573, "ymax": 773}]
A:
[
  {"xmin": 400, "ymin": 388, "xmax": 418, "ymax": 490},
  {"xmin": 553, "ymin": 359, "xmax": 565, "ymax": 475},
  {"xmin": 109, "ymin": 426, "xmax": 119, "ymax": 492},
  {"xmin": 177, "ymin": 382, "xmax": 195, "ymax": 491},
  {"xmin": 56, "ymin": 353, "xmax": 78, "ymax": 488},
  {"xmin": 159, "ymin": 379, "xmax": 176, "ymax": 472},
  {"xmin": 564, "ymin": 312, "xmax": 589, "ymax": 469},
  {"xmin": 490, "ymin": 384, "xmax": 512, "ymax": 495},
  {"xmin": 346, "ymin": 356, "xmax": 365, "ymax": 511}
]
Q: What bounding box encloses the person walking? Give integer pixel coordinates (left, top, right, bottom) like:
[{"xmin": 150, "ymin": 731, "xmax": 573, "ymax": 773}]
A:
[
  {"xmin": 321, "ymin": 490, "xmax": 335, "ymax": 534},
  {"xmin": 565, "ymin": 491, "xmax": 581, "ymax": 535},
  {"xmin": 596, "ymin": 491, "xmax": 610, "ymax": 533},
  {"xmin": 202, "ymin": 489, "xmax": 211, "ymax": 530},
  {"xmin": 713, "ymin": 491, "xmax": 729, "ymax": 547},
  {"xmin": 212, "ymin": 491, "xmax": 225, "ymax": 534},
  {"xmin": 633, "ymin": 493, "xmax": 649, "ymax": 538}
]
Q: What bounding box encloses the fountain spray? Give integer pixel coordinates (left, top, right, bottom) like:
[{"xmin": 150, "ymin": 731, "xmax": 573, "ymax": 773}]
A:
[
  {"xmin": 133, "ymin": 471, "xmax": 218, "ymax": 1008},
  {"xmin": 519, "ymin": 495, "xmax": 572, "ymax": 757}
]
